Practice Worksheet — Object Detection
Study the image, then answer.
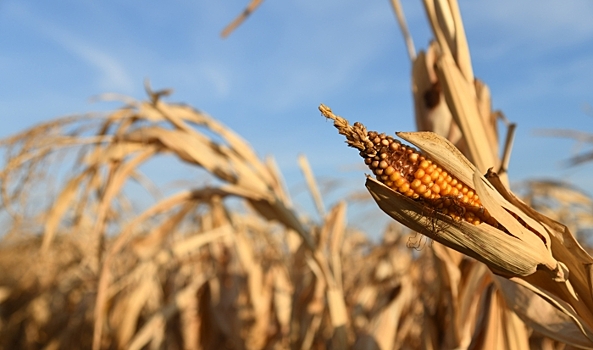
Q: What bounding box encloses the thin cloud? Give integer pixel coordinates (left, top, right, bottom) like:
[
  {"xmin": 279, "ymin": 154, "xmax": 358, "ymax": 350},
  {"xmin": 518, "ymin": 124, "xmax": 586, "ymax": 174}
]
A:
[
  {"xmin": 52, "ymin": 33, "xmax": 135, "ymax": 92},
  {"xmin": 9, "ymin": 3, "xmax": 134, "ymax": 92}
]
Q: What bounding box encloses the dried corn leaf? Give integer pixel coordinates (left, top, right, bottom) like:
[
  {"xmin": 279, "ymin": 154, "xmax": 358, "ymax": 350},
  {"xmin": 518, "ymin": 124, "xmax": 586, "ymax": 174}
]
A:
[
  {"xmin": 487, "ymin": 172, "xmax": 593, "ymax": 321},
  {"xmin": 330, "ymin": 202, "xmax": 346, "ymax": 291},
  {"xmin": 474, "ymin": 79, "xmax": 499, "ymax": 152},
  {"xmin": 435, "ymin": 52, "xmax": 498, "ymax": 172},
  {"xmin": 327, "ymin": 286, "xmax": 348, "ymax": 328},
  {"xmin": 116, "ymin": 263, "xmax": 159, "ymax": 348},
  {"xmin": 153, "ymin": 102, "xmax": 278, "ymax": 188},
  {"xmin": 422, "ymin": 0, "xmax": 449, "ymax": 58},
  {"xmin": 127, "ymin": 276, "xmax": 208, "ymax": 350},
  {"xmin": 234, "ymin": 228, "xmax": 272, "ymax": 342},
  {"xmin": 366, "ymin": 176, "xmax": 542, "ymax": 277},
  {"xmin": 467, "ymin": 287, "xmax": 529, "ymax": 350},
  {"xmin": 473, "ymin": 172, "xmax": 553, "ymax": 259},
  {"xmin": 123, "ymin": 127, "xmax": 238, "ymax": 185},
  {"xmin": 43, "ymin": 170, "xmax": 93, "ymax": 250},
  {"xmin": 171, "ymin": 225, "xmax": 232, "ymax": 258},
  {"xmin": 132, "ymin": 202, "xmax": 195, "ymax": 259},
  {"xmin": 298, "ymin": 154, "xmax": 326, "ymax": 218},
  {"xmin": 433, "ymin": 0, "xmax": 474, "ymax": 81},
  {"xmin": 272, "ymin": 265, "xmax": 292, "ymax": 336},
  {"xmin": 83, "ymin": 142, "xmax": 152, "ymax": 164},
  {"xmin": 367, "ymin": 276, "xmax": 413, "ymax": 350},
  {"xmin": 413, "ymin": 48, "xmax": 448, "ymax": 133},
  {"xmin": 457, "ymin": 262, "xmax": 489, "ymax": 348},
  {"xmin": 497, "ymin": 276, "xmax": 593, "ymax": 348}
]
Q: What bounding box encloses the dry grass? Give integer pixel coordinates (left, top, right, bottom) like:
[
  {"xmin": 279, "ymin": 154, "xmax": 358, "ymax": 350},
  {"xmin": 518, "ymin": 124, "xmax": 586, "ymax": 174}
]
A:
[{"xmin": 0, "ymin": 88, "xmax": 444, "ymax": 349}]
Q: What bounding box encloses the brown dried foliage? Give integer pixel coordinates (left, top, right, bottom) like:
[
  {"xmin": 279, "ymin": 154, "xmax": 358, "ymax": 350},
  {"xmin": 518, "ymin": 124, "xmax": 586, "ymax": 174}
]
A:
[{"xmin": 0, "ymin": 90, "xmax": 450, "ymax": 349}]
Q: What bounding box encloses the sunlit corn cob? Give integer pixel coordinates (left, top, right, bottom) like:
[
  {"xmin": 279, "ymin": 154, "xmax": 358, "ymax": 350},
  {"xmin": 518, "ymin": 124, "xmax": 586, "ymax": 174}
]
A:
[
  {"xmin": 319, "ymin": 104, "xmax": 497, "ymax": 227},
  {"xmin": 360, "ymin": 131, "xmax": 496, "ymax": 226}
]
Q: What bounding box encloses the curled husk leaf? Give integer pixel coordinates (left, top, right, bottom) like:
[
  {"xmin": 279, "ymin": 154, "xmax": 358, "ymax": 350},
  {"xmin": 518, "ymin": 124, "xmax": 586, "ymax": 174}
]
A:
[{"xmin": 366, "ymin": 131, "xmax": 562, "ymax": 280}]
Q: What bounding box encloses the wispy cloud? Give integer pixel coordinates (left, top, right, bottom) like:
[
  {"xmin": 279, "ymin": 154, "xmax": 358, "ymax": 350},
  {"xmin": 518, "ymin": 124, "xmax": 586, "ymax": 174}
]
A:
[
  {"xmin": 8, "ymin": 3, "xmax": 134, "ymax": 92},
  {"xmin": 50, "ymin": 31, "xmax": 135, "ymax": 92}
]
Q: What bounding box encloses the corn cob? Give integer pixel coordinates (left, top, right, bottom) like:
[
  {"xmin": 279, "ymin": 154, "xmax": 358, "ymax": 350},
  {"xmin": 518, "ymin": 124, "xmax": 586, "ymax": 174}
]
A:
[{"xmin": 320, "ymin": 105, "xmax": 497, "ymax": 227}]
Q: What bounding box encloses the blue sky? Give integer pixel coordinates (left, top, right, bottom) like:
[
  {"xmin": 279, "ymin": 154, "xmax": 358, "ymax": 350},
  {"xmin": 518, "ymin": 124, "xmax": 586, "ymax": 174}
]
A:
[{"xmin": 1, "ymin": 0, "xmax": 593, "ymax": 230}]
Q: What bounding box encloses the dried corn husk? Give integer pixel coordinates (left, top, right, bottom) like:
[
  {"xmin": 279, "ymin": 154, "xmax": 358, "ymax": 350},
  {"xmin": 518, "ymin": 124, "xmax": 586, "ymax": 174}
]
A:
[{"xmin": 364, "ymin": 129, "xmax": 593, "ymax": 348}]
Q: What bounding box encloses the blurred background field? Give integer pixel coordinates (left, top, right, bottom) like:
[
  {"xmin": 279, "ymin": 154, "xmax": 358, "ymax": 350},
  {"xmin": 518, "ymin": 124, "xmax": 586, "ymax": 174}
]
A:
[{"xmin": 2, "ymin": 1, "xmax": 593, "ymax": 349}]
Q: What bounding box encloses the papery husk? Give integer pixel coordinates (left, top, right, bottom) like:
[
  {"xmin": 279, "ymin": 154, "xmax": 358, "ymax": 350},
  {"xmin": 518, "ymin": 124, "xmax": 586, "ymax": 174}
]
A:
[
  {"xmin": 487, "ymin": 171, "xmax": 593, "ymax": 345},
  {"xmin": 367, "ymin": 130, "xmax": 593, "ymax": 348},
  {"xmin": 497, "ymin": 276, "xmax": 593, "ymax": 348},
  {"xmin": 366, "ymin": 175, "xmax": 593, "ymax": 348},
  {"xmin": 397, "ymin": 132, "xmax": 558, "ymax": 272},
  {"xmin": 366, "ymin": 177, "xmax": 554, "ymax": 278}
]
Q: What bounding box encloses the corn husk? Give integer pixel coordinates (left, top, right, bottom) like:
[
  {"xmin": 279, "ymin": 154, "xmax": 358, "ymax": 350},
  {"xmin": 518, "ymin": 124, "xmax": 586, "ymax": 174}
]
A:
[{"xmin": 364, "ymin": 130, "xmax": 593, "ymax": 348}]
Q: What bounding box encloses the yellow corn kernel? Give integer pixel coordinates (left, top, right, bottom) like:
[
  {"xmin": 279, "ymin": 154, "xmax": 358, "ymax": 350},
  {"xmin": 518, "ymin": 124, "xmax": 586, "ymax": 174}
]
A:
[{"xmin": 359, "ymin": 130, "xmax": 496, "ymax": 227}]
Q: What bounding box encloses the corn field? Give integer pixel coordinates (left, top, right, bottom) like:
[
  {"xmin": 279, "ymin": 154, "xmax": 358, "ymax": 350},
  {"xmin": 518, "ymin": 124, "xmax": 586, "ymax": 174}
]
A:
[{"xmin": 2, "ymin": 1, "xmax": 593, "ymax": 349}]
